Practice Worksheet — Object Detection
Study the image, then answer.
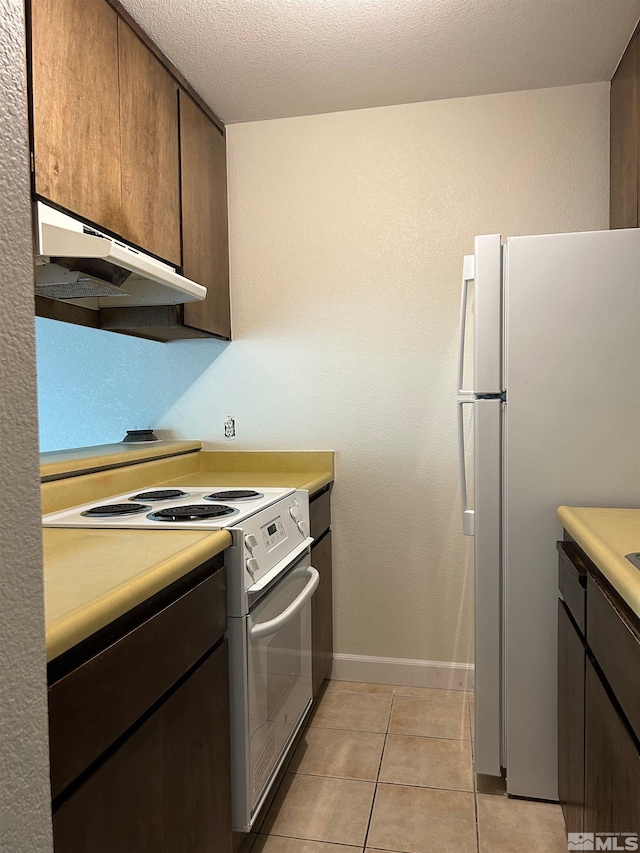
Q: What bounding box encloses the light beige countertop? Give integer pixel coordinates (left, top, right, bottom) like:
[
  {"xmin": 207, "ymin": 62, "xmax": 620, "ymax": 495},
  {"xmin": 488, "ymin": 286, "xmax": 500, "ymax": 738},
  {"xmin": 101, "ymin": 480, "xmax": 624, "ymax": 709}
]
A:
[
  {"xmin": 557, "ymin": 506, "xmax": 640, "ymax": 619},
  {"xmin": 44, "ymin": 527, "xmax": 231, "ymax": 662},
  {"xmin": 168, "ymin": 450, "xmax": 334, "ymax": 495},
  {"xmin": 159, "ymin": 469, "xmax": 333, "ymax": 496},
  {"xmin": 41, "ymin": 445, "xmax": 334, "ymax": 661}
]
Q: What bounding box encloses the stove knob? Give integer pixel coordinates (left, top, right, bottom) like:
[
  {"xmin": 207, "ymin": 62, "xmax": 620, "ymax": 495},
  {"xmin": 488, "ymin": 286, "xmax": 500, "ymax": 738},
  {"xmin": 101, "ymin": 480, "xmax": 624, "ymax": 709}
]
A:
[
  {"xmin": 245, "ymin": 533, "xmax": 258, "ymax": 550},
  {"xmin": 246, "ymin": 557, "xmax": 259, "ymax": 575},
  {"xmin": 298, "ymin": 520, "xmax": 309, "ymax": 537},
  {"xmin": 289, "ymin": 506, "xmax": 301, "ymax": 520}
]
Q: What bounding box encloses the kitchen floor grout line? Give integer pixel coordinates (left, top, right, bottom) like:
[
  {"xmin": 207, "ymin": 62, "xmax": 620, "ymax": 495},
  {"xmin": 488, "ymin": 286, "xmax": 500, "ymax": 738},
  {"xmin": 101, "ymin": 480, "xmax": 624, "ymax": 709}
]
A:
[
  {"xmin": 307, "ymin": 725, "xmax": 390, "ymax": 734},
  {"xmin": 360, "ymin": 690, "xmax": 395, "ymax": 850},
  {"xmin": 469, "ymin": 693, "xmax": 481, "ymax": 853},
  {"xmin": 361, "ymin": 740, "xmax": 387, "ymax": 848},
  {"xmin": 300, "ymin": 723, "xmax": 390, "ymax": 735},
  {"xmin": 299, "ymin": 725, "xmax": 472, "ymax": 742},
  {"xmin": 285, "ymin": 770, "xmax": 380, "ymax": 784},
  {"xmin": 284, "ymin": 768, "xmax": 474, "ymax": 794},
  {"xmin": 382, "ymin": 732, "xmax": 472, "ymax": 742},
  {"xmin": 258, "ymin": 830, "xmax": 367, "ymax": 848}
]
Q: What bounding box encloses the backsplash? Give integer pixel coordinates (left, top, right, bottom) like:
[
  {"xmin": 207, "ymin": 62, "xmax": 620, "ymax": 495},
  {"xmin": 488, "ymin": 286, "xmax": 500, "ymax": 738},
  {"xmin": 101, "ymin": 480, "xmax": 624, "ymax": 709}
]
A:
[{"xmin": 35, "ymin": 317, "xmax": 226, "ymax": 451}]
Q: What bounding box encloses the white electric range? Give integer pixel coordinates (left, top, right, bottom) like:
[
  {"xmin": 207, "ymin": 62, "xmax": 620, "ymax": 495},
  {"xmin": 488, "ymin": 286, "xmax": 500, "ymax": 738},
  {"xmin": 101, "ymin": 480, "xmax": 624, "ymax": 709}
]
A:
[{"xmin": 43, "ymin": 484, "xmax": 317, "ymax": 832}]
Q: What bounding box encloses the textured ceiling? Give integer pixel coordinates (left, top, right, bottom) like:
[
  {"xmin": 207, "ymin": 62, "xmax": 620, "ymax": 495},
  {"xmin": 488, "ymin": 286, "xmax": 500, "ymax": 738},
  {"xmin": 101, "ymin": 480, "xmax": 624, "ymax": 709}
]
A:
[{"xmin": 121, "ymin": 0, "xmax": 640, "ymax": 123}]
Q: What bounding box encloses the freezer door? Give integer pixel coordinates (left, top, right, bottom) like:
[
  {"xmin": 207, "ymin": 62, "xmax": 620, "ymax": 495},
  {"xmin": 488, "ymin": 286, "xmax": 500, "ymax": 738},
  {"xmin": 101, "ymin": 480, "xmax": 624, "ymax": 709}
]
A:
[
  {"xmin": 474, "ymin": 235, "xmax": 503, "ymax": 395},
  {"xmin": 474, "ymin": 398, "xmax": 503, "ymax": 778}
]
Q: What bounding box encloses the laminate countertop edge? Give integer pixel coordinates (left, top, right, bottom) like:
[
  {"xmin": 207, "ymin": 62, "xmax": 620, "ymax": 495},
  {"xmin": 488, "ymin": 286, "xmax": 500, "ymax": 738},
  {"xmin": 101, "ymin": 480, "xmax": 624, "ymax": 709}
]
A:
[
  {"xmin": 44, "ymin": 528, "xmax": 231, "ymax": 662},
  {"xmin": 557, "ymin": 506, "xmax": 640, "ymax": 620},
  {"xmin": 41, "ymin": 441, "xmax": 203, "ymax": 481}
]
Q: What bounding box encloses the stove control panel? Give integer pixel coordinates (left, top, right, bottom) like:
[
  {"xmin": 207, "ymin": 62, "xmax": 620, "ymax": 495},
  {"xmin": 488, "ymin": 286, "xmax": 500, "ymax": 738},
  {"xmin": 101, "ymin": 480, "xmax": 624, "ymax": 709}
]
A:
[
  {"xmin": 224, "ymin": 490, "xmax": 312, "ymax": 615},
  {"xmin": 261, "ymin": 516, "xmax": 287, "ymax": 551}
]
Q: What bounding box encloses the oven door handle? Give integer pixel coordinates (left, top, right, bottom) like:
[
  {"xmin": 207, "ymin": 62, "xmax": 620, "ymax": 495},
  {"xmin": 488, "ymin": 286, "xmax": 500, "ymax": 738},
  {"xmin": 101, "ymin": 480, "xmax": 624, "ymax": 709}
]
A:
[{"xmin": 250, "ymin": 567, "xmax": 319, "ymax": 640}]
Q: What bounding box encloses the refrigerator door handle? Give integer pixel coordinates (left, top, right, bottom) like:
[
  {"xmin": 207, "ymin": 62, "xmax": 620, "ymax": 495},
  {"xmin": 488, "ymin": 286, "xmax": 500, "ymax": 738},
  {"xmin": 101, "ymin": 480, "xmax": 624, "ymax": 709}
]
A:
[
  {"xmin": 457, "ymin": 398, "xmax": 475, "ymax": 536},
  {"xmin": 457, "ymin": 254, "xmax": 475, "ymax": 396}
]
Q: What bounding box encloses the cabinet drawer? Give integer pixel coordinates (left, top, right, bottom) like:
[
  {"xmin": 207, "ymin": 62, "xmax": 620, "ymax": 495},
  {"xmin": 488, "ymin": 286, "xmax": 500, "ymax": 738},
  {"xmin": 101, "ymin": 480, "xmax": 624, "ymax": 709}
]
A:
[
  {"xmin": 587, "ymin": 573, "xmax": 640, "ymax": 743},
  {"xmin": 310, "ymin": 488, "xmax": 331, "ymax": 541},
  {"xmin": 558, "ymin": 541, "xmax": 587, "ymax": 634},
  {"xmin": 49, "ymin": 565, "xmax": 226, "ymax": 798}
]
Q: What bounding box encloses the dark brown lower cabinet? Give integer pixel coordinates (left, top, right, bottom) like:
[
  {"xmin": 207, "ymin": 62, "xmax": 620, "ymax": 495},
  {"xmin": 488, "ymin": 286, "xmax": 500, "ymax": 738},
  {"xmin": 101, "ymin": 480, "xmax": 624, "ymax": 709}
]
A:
[
  {"xmin": 558, "ymin": 535, "xmax": 640, "ymax": 841},
  {"xmin": 53, "ymin": 640, "xmax": 233, "ymax": 853},
  {"xmin": 53, "ymin": 703, "xmax": 165, "ymax": 852},
  {"xmin": 164, "ymin": 640, "xmax": 232, "ymax": 851},
  {"xmin": 311, "ymin": 531, "xmax": 333, "ymax": 697},
  {"xmin": 558, "ymin": 600, "xmax": 585, "ymax": 834},
  {"xmin": 584, "ymin": 657, "xmax": 640, "ymax": 835}
]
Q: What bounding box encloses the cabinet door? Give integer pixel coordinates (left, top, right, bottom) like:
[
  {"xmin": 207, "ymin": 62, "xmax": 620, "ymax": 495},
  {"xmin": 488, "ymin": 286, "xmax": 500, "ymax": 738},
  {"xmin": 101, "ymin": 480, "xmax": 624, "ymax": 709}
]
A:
[
  {"xmin": 118, "ymin": 20, "xmax": 181, "ymax": 265},
  {"xmin": 584, "ymin": 657, "xmax": 640, "ymax": 834},
  {"xmin": 558, "ymin": 600, "xmax": 585, "ymax": 835},
  {"xmin": 53, "ymin": 707, "xmax": 165, "ymax": 852},
  {"xmin": 164, "ymin": 641, "xmax": 233, "ymax": 853},
  {"xmin": 610, "ymin": 27, "xmax": 639, "ymax": 229},
  {"xmin": 312, "ymin": 532, "xmax": 333, "ymax": 697},
  {"xmin": 30, "ymin": 0, "xmax": 122, "ymax": 234},
  {"xmin": 180, "ymin": 91, "xmax": 231, "ymax": 338},
  {"xmin": 53, "ymin": 642, "xmax": 233, "ymax": 852}
]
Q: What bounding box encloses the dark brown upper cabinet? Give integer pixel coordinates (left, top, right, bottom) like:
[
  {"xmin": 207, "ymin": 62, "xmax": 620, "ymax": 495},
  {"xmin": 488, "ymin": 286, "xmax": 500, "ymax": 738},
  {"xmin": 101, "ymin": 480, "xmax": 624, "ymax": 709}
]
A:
[
  {"xmin": 100, "ymin": 90, "xmax": 231, "ymax": 341},
  {"xmin": 31, "ymin": 0, "xmax": 123, "ymax": 235},
  {"xmin": 118, "ymin": 20, "xmax": 181, "ymax": 267},
  {"xmin": 29, "ymin": 0, "xmax": 231, "ymax": 341},
  {"xmin": 611, "ymin": 23, "xmax": 640, "ymax": 229},
  {"xmin": 180, "ymin": 91, "xmax": 231, "ymax": 339}
]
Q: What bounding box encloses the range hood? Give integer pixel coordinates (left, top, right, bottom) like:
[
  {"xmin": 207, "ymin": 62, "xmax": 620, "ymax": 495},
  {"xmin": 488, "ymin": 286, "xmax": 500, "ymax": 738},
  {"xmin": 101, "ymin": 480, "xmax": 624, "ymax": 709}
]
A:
[{"xmin": 33, "ymin": 202, "xmax": 206, "ymax": 309}]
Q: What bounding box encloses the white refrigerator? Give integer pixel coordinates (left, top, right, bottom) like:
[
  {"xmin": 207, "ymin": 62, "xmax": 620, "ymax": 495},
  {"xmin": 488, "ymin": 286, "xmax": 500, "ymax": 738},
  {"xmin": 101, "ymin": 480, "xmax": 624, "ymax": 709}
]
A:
[{"xmin": 457, "ymin": 228, "xmax": 640, "ymax": 801}]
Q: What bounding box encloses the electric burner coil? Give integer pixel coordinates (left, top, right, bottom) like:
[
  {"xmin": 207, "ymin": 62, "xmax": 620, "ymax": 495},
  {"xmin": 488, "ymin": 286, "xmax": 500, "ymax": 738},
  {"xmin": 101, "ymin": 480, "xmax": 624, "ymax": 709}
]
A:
[
  {"xmin": 147, "ymin": 504, "xmax": 238, "ymax": 522},
  {"xmin": 129, "ymin": 489, "xmax": 189, "ymax": 501},
  {"xmin": 81, "ymin": 503, "xmax": 151, "ymax": 518},
  {"xmin": 204, "ymin": 490, "xmax": 263, "ymax": 502}
]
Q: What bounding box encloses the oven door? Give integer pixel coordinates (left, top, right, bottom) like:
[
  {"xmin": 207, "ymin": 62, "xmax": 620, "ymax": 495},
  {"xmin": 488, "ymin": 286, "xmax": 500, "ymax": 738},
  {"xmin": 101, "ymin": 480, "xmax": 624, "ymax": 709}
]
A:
[{"xmin": 231, "ymin": 550, "xmax": 318, "ymax": 831}]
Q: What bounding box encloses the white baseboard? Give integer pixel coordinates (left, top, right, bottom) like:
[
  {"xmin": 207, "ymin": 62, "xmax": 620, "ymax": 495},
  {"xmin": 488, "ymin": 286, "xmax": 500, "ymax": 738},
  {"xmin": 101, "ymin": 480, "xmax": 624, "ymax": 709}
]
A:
[{"xmin": 331, "ymin": 653, "xmax": 474, "ymax": 691}]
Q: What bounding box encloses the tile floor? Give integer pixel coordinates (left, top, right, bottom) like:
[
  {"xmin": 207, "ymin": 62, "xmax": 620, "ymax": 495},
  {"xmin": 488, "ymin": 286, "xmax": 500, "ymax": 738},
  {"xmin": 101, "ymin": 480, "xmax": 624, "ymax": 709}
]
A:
[{"xmin": 242, "ymin": 680, "xmax": 568, "ymax": 853}]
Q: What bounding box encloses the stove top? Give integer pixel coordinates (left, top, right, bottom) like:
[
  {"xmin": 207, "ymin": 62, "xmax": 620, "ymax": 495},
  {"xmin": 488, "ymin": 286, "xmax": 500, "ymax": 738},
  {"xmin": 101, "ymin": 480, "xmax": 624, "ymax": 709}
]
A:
[{"xmin": 42, "ymin": 486, "xmax": 295, "ymax": 530}]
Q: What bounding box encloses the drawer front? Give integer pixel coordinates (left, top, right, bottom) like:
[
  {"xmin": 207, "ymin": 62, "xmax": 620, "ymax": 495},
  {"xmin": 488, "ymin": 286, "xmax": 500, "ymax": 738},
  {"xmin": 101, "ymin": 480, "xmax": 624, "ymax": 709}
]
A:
[
  {"xmin": 558, "ymin": 541, "xmax": 587, "ymax": 634},
  {"xmin": 49, "ymin": 565, "xmax": 227, "ymax": 798},
  {"xmin": 587, "ymin": 573, "xmax": 640, "ymax": 743},
  {"xmin": 310, "ymin": 488, "xmax": 331, "ymax": 541}
]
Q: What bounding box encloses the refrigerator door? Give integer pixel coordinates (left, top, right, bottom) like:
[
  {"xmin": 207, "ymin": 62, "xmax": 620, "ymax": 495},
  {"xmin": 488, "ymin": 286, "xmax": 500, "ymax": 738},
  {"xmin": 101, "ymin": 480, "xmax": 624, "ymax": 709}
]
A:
[
  {"xmin": 473, "ymin": 398, "xmax": 503, "ymax": 778},
  {"xmin": 473, "ymin": 234, "xmax": 503, "ymax": 395},
  {"xmin": 503, "ymin": 228, "xmax": 640, "ymax": 801}
]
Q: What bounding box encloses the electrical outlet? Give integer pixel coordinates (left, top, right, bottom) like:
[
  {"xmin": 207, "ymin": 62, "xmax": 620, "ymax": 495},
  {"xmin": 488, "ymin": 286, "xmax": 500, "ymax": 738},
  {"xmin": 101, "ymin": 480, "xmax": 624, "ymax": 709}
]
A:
[{"xmin": 224, "ymin": 416, "xmax": 236, "ymax": 440}]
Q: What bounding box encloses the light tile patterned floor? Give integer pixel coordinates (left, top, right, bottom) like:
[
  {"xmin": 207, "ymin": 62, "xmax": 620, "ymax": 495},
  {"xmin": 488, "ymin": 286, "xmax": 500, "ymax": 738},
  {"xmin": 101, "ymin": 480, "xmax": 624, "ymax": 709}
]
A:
[{"xmin": 242, "ymin": 681, "xmax": 567, "ymax": 853}]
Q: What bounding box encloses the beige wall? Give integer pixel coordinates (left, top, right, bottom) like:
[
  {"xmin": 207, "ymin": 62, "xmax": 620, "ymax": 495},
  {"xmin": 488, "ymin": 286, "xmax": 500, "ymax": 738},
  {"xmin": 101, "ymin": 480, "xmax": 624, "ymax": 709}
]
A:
[
  {"xmin": 0, "ymin": 1, "xmax": 53, "ymax": 849},
  {"xmin": 160, "ymin": 83, "xmax": 609, "ymax": 668}
]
